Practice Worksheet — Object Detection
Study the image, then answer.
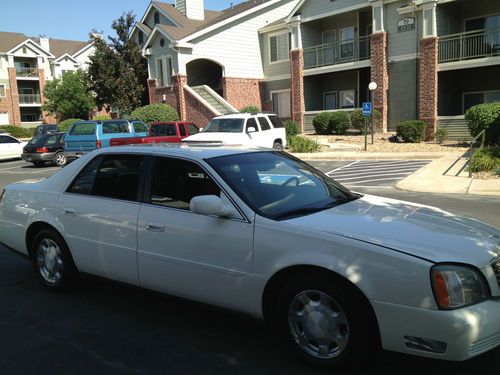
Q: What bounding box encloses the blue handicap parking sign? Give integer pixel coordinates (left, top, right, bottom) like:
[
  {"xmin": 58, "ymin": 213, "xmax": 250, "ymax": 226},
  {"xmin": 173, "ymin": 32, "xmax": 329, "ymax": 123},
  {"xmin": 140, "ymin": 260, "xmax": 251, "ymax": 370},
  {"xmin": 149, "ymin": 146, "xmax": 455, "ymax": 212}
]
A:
[{"xmin": 362, "ymin": 102, "xmax": 372, "ymax": 116}]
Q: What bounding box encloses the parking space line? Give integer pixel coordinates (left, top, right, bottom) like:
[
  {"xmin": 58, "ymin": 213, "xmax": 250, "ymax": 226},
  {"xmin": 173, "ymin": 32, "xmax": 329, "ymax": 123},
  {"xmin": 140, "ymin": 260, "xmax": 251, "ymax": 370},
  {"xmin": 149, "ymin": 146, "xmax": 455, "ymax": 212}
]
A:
[
  {"xmin": 332, "ymin": 167, "xmax": 423, "ymax": 177},
  {"xmin": 325, "ymin": 160, "xmax": 360, "ymax": 175}
]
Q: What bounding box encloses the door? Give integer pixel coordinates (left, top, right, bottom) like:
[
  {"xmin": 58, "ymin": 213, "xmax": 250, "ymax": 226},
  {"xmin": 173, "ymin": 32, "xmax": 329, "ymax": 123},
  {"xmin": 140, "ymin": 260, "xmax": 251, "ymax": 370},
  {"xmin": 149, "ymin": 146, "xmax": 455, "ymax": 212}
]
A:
[
  {"xmin": 0, "ymin": 135, "xmax": 22, "ymax": 159},
  {"xmin": 137, "ymin": 156, "xmax": 254, "ymax": 310},
  {"xmin": 56, "ymin": 154, "xmax": 144, "ymax": 284},
  {"xmin": 245, "ymin": 117, "xmax": 266, "ymax": 147}
]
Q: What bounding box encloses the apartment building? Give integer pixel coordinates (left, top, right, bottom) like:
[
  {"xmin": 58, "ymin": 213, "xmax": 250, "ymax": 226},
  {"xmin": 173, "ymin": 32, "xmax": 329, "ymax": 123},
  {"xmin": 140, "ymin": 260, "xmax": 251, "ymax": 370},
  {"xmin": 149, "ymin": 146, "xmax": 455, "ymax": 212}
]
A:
[
  {"xmin": 0, "ymin": 32, "xmax": 93, "ymax": 126},
  {"xmin": 140, "ymin": 0, "xmax": 500, "ymax": 137}
]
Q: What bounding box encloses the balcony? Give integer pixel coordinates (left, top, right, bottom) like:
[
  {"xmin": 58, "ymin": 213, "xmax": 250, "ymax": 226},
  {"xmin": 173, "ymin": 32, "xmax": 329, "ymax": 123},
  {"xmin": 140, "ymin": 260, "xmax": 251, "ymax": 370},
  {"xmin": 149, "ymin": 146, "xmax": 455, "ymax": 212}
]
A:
[
  {"xmin": 19, "ymin": 93, "xmax": 41, "ymax": 105},
  {"xmin": 439, "ymin": 27, "xmax": 500, "ymax": 63},
  {"xmin": 303, "ymin": 35, "xmax": 371, "ymax": 70},
  {"xmin": 15, "ymin": 67, "xmax": 38, "ymax": 78}
]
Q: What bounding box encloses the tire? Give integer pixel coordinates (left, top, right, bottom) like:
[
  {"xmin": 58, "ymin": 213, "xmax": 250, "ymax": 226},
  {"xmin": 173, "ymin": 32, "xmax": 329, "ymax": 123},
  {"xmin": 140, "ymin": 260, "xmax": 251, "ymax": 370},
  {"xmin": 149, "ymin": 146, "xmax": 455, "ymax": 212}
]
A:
[
  {"xmin": 274, "ymin": 274, "xmax": 379, "ymax": 370},
  {"xmin": 33, "ymin": 161, "xmax": 45, "ymax": 167},
  {"xmin": 54, "ymin": 152, "xmax": 67, "ymax": 167},
  {"xmin": 272, "ymin": 141, "xmax": 283, "ymax": 151},
  {"xmin": 31, "ymin": 229, "xmax": 77, "ymax": 291}
]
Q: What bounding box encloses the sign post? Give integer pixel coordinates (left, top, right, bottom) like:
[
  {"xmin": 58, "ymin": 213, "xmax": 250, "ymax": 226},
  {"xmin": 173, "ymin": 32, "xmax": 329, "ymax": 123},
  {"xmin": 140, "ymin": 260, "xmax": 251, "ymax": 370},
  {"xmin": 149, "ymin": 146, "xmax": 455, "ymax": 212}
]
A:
[{"xmin": 362, "ymin": 102, "xmax": 371, "ymax": 151}]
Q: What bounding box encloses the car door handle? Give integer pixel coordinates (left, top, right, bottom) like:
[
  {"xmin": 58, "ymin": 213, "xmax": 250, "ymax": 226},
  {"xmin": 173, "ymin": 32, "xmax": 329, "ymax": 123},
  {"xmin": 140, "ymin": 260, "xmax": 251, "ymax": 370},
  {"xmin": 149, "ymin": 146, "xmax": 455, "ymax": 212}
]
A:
[
  {"xmin": 145, "ymin": 221, "xmax": 165, "ymax": 232},
  {"xmin": 63, "ymin": 208, "xmax": 77, "ymax": 216}
]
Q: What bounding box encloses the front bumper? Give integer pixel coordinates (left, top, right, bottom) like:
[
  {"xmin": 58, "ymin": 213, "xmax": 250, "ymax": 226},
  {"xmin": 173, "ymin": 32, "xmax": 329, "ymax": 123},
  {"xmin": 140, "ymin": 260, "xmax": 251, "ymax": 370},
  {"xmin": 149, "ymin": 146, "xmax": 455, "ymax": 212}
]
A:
[
  {"xmin": 373, "ymin": 299, "xmax": 500, "ymax": 360},
  {"xmin": 64, "ymin": 151, "xmax": 90, "ymax": 159},
  {"xmin": 22, "ymin": 152, "xmax": 55, "ymax": 162}
]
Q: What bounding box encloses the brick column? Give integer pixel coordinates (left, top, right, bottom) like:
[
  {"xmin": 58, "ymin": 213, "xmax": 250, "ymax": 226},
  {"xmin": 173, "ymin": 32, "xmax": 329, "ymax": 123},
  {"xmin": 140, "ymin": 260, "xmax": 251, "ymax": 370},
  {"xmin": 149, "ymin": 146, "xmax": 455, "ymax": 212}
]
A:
[
  {"xmin": 290, "ymin": 49, "xmax": 305, "ymax": 132},
  {"xmin": 7, "ymin": 68, "xmax": 21, "ymax": 125},
  {"xmin": 38, "ymin": 69, "xmax": 56, "ymax": 124},
  {"xmin": 419, "ymin": 37, "xmax": 438, "ymax": 140},
  {"xmin": 147, "ymin": 78, "xmax": 161, "ymax": 104},
  {"xmin": 370, "ymin": 32, "xmax": 388, "ymax": 133},
  {"xmin": 172, "ymin": 74, "xmax": 187, "ymax": 121}
]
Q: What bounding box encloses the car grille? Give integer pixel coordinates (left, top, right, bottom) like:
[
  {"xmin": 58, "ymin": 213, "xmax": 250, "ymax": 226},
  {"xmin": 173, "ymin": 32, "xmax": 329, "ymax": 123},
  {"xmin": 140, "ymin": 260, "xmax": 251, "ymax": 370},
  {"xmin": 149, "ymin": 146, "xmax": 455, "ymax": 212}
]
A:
[{"xmin": 492, "ymin": 255, "xmax": 500, "ymax": 288}]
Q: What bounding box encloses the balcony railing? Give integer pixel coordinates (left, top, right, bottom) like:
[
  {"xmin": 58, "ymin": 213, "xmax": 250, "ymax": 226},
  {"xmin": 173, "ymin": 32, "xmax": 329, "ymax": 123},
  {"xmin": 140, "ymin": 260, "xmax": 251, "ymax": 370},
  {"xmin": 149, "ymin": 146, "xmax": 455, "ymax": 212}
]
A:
[
  {"xmin": 439, "ymin": 27, "xmax": 500, "ymax": 63},
  {"xmin": 15, "ymin": 67, "xmax": 38, "ymax": 78},
  {"xmin": 304, "ymin": 35, "xmax": 371, "ymax": 69},
  {"xmin": 19, "ymin": 93, "xmax": 41, "ymax": 104}
]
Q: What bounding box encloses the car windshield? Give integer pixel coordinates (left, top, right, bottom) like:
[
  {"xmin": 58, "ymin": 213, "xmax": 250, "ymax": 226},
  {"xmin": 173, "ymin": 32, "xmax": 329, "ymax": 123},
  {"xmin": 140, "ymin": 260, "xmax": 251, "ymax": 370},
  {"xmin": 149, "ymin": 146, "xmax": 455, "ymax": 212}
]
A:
[
  {"xmin": 206, "ymin": 152, "xmax": 360, "ymax": 220},
  {"xmin": 202, "ymin": 118, "xmax": 244, "ymax": 133}
]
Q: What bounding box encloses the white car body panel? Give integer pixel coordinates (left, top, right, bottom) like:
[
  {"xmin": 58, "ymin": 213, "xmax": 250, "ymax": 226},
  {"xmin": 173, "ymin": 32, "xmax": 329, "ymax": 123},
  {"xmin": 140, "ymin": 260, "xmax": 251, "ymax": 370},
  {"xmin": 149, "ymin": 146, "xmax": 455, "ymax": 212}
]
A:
[
  {"xmin": 0, "ymin": 145, "xmax": 499, "ymax": 361},
  {"xmin": 0, "ymin": 135, "xmax": 27, "ymax": 160}
]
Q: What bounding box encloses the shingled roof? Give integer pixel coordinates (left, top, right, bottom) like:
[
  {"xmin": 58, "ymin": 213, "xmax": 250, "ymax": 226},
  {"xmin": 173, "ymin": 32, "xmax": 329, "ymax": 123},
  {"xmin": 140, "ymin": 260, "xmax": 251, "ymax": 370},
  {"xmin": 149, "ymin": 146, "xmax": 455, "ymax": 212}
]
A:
[{"xmin": 0, "ymin": 31, "xmax": 30, "ymax": 52}]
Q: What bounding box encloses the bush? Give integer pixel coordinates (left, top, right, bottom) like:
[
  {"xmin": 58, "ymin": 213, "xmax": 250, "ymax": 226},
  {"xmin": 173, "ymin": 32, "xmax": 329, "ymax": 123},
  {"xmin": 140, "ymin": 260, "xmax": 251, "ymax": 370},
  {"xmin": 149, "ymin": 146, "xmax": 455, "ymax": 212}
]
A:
[
  {"xmin": 396, "ymin": 120, "xmax": 426, "ymax": 143},
  {"xmin": 240, "ymin": 105, "xmax": 260, "ymax": 113},
  {"xmin": 58, "ymin": 118, "xmax": 83, "ymax": 132},
  {"xmin": 288, "ymin": 136, "xmax": 320, "ymax": 153},
  {"xmin": 283, "ymin": 120, "xmax": 299, "ymax": 139},
  {"xmin": 0, "ymin": 125, "xmax": 35, "ymax": 138},
  {"xmin": 130, "ymin": 104, "xmax": 179, "ymax": 124},
  {"xmin": 465, "ymin": 103, "xmax": 500, "ymax": 144},
  {"xmin": 92, "ymin": 115, "xmax": 111, "ymax": 121},
  {"xmin": 351, "ymin": 109, "xmax": 381, "ymax": 134},
  {"xmin": 312, "ymin": 112, "xmax": 333, "ymax": 135},
  {"xmin": 469, "ymin": 147, "xmax": 500, "ymax": 172},
  {"xmin": 329, "ymin": 111, "xmax": 350, "ymax": 135},
  {"xmin": 435, "ymin": 128, "xmax": 448, "ymax": 144}
]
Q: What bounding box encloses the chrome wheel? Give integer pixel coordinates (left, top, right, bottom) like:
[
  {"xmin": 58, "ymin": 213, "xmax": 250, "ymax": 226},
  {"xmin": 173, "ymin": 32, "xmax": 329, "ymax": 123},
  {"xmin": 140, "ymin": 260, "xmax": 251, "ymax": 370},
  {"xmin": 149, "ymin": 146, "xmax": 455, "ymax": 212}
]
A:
[
  {"xmin": 36, "ymin": 238, "xmax": 64, "ymax": 285},
  {"xmin": 288, "ymin": 290, "xmax": 350, "ymax": 359},
  {"xmin": 54, "ymin": 152, "xmax": 66, "ymax": 166}
]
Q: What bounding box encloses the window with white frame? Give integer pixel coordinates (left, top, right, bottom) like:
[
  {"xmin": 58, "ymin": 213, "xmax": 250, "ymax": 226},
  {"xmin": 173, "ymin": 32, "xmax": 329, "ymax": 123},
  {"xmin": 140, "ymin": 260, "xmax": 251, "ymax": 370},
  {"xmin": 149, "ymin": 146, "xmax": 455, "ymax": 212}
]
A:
[
  {"xmin": 271, "ymin": 90, "xmax": 291, "ymax": 118},
  {"xmin": 339, "ymin": 27, "xmax": 355, "ymax": 59},
  {"xmin": 270, "ymin": 32, "xmax": 290, "ymax": 63},
  {"xmin": 0, "ymin": 84, "xmax": 5, "ymax": 97},
  {"xmin": 464, "ymin": 90, "xmax": 500, "ymax": 113},
  {"xmin": 156, "ymin": 57, "xmax": 173, "ymax": 86},
  {"xmin": 340, "ymin": 90, "xmax": 355, "ymax": 109},
  {"xmin": 156, "ymin": 58, "xmax": 165, "ymax": 86}
]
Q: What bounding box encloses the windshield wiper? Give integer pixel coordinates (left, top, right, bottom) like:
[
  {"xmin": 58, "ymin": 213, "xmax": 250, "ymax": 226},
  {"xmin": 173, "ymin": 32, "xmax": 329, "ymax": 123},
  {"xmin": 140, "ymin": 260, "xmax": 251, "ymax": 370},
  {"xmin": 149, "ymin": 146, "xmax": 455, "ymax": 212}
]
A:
[{"xmin": 274, "ymin": 195, "xmax": 361, "ymax": 220}]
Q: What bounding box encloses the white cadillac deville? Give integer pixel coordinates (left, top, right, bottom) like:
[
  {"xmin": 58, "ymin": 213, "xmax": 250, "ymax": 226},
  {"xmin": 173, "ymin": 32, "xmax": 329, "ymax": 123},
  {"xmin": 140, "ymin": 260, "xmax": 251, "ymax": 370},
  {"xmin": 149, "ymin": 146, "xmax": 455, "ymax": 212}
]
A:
[{"xmin": 0, "ymin": 145, "xmax": 499, "ymax": 369}]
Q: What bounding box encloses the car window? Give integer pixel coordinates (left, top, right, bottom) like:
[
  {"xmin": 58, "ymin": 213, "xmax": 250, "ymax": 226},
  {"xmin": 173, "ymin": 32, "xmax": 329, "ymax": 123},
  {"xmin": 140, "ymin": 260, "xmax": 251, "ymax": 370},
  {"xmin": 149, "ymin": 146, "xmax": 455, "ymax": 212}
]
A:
[
  {"xmin": 188, "ymin": 124, "xmax": 199, "ymax": 134},
  {"xmin": 151, "ymin": 124, "xmax": 176, "ymax": 136},
  {"xmin": 44, "ymin": 135, "xmax": 58, "ymax": 146},
  {"xmin": 67, "ymin": 154, "xmax": 144, "ymax": 201},
  {"xmin": 27, "ymin": 135, "xmax": 46, "ymax": 146},
  {"xmin": 257, "ymin": 117, "xmax": 271, "ymax": 131},
  {"xmin": 203, "ymin": 118, "xmax": 244, "ymax": 133},
  {"xmin": 246, "ymin": 118, "xmax": 259, "ymax": 132},
  {"xmin": 132, "ymin": 121, "xmax": 148, "ymax": 133},
  {"xmin": 70, "ymin": 123, "xmax": 96, "ymax": 135},
  {"xmin": 0, "ymin": 135, "xmax": 18, "ymax": 144},
  {"xmin": 179, "ymin": 125, "xmax": 186, "ymax": 136},
  {"xmin": 149, "ymin": 157, "xmax": 220, "ymax": 210},
  {"xmin": 268, "ymin": 116, "xmax": 284, "ymax": 128},
  {"xmin": 102, "ymin": 121, "xmax": 129, "ymax": 134}
]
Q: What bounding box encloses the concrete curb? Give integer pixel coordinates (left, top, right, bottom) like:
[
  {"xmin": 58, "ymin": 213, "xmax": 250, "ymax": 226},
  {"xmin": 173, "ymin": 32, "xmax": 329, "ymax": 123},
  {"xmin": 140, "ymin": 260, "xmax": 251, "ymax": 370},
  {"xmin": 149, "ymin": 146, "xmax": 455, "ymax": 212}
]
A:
[{"xmin": 291, "ymin": 151, "xmax": 449, "ymax": 161}]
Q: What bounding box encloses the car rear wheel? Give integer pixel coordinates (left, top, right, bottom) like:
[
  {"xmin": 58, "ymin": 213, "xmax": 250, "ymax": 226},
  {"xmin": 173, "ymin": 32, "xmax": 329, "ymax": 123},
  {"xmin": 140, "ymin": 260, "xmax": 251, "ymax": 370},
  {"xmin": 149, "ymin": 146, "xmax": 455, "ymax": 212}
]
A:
[
  {"xmin": 31, "ymin": 229, "xmax": 77, "ymax": 290},
  {"xmin": 54, "ymin": 152, "xmax": 67, "ymax": 167},
  {"xmin": 273, "ymin": 141, "xmax": 283, "ymax": 151},
  {"xmin": 275, "ymin": 275, "xmax": 378, "ymax": 370}
]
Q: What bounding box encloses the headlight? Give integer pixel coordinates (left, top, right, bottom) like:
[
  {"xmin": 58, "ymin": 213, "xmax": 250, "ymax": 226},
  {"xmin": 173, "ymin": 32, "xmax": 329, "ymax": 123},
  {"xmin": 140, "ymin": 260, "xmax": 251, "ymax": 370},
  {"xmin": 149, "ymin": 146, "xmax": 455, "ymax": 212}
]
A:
[{"xmin": 431, "ymin": 264, "xmax": 489, "ymax": 309}]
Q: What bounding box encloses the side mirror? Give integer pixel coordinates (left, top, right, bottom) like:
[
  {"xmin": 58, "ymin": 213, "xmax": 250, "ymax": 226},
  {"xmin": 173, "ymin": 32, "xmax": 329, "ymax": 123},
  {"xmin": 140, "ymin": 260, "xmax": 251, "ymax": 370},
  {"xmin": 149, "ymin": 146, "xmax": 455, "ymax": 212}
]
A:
[
  {"xmin": 199, "ymin": 127, "xmax": 204, "ymax": 132},
  {"xmin": 190, "ymin": 195, "xmax": 237, "ymax": 217},
  {"xmin": 247, "ymin": 127, "xmax": 256, "ymax": 133}
]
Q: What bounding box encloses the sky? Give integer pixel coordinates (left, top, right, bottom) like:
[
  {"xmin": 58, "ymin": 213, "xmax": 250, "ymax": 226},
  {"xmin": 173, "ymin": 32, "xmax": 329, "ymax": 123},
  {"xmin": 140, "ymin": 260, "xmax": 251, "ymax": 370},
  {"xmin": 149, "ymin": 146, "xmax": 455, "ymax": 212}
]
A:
[{"xmin": 0, "ymin": 0, "xmax": 246, "ymax": 41}]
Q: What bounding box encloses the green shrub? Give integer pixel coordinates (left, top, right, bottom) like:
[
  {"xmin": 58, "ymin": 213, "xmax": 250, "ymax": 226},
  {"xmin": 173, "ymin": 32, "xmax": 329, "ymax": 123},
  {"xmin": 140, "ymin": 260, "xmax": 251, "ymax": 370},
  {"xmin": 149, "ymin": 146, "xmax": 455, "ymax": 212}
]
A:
[
  {"xmin": 130, "ymin": 104, "xmax": 179, "ymax": 124},
  {"xmin": 92, "ymin": 115, "xmax": 111, "ymax": 121},
  {"xmin": 283, "ymin": 120, "xmax": 299, "ymax": 140},
  {"xmin": 396, "ymin": 120, "xmax": 426, "ymax": 143},
  {"xmin": 351, "ymin": 109, "xmax": 381, "ymax": 134},
  {"xmin": 435, "ymin": 128, "xmax": 448, "ymax": 144},
  {"xmin": 240, "ymin": 105, "xmax": 260, "ymax": 113},
  {"xmin": 329, "ymin": 111, "xmax": 350, "ymax": 135},
  {"xmin": 288, "ymin": 136, "xmax": 320, "ymax": 153},
  {"xmin": 312, "ymin": 112, "xmax": 333, "ymax": 135},
  {"xmin": 469, "ymin": 147, "xmax": 500, "ymax": 172},
  {"xmin": 58, "ymin": 118, "xmax": 83, "ymax": 132},
  {"xmin": 0, "ymin": 125, "xmax": 35, "ymax": 138},
  {"xmin": 465, "ymin": 103, "xmax": 500, "ymax": 144}
]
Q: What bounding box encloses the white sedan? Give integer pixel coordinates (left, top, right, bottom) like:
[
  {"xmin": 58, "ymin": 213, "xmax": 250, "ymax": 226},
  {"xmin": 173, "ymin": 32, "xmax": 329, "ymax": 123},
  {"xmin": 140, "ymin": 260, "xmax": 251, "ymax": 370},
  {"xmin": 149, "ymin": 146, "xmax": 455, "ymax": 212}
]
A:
[
  {"xmin": 0, "ymin": 133, "xmax": 27, "ymax": 161},
  {"xmin": 0, "ymin": 145, "xmax": 499, "ymax": 369}
]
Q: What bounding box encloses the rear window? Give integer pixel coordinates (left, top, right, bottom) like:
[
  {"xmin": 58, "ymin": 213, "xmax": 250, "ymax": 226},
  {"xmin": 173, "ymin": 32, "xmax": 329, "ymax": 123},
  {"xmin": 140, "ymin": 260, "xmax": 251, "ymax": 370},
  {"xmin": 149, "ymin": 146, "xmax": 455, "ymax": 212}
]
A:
[
  {"xmin": 132, "ymin": 121, "xmax": 148, "ymax": 133},
  {"xmin": 268, "ymin": 116, "xmax": 284, "ymax": 128},
  {"xmin": 151, "ymin": 124, "xmax": 177, "ymax": 136},
  {"xmin": 70, "ymin": 123, "xmax": 96, "ymax": 136},
  {"xmin": 27, "ymin": 134, "xmax": 47, "ymax": 146},
  {"xmin": 102, "ymin": 121, "xmax": 129, "ymax": 134}
]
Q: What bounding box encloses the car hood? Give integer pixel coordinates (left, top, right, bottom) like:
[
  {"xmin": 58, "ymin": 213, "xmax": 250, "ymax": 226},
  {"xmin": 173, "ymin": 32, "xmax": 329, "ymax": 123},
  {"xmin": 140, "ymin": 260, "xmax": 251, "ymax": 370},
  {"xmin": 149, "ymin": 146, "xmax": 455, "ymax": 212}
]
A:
[
  {"xmin": 286, "ymin": 194, "xmax": 499, "ymax": 265},
  {"xmin": 184, "ymin": 132, "xmax": 247, "ymax": 144}
]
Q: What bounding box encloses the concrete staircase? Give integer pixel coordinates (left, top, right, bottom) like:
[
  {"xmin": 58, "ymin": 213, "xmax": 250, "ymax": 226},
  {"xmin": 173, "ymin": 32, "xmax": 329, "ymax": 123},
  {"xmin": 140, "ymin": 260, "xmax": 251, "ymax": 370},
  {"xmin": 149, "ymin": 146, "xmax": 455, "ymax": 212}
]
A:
[{"xmin": 190, "ymin": 85, "xmax": 238, "ymax": 115}]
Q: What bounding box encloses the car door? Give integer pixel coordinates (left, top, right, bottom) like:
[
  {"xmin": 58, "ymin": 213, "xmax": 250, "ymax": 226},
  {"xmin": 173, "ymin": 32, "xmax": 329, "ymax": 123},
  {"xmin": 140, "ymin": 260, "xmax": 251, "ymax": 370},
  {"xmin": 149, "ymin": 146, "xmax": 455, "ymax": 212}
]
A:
[
  {"xmin": 0, "ymin": 135, "xmax": 22, "ymax": 159},
  {"xmin": 56, "ymin": 153, "xmax": 144, "ymax": 285},
  {"xmin": 137, "ymin": 156, "xmax": 254, "ymax": 311},
  {"xmin": 256, "ymin": 116, "xmax": 275, "ymax": 148},
  {"xmin": 245, "ymin": 117, "xmax": 265, "ymax": 147}
]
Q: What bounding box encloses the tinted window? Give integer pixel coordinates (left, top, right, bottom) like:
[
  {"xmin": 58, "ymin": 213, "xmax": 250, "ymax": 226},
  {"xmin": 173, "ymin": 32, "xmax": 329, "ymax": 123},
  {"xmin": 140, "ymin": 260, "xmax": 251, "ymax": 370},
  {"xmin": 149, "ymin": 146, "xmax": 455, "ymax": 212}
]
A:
[
  {"xmin": 44, "ymin": 135, "xmax": 59, "ymax": 146},
  {"xmin": 246, "ymin": 118, "xmax": 259, "ymax": 132},
  {"xmin": 70, "ymin": 123, "xmax": 96, "ymax": 135},
  {"xmin": 132, "ymin": 121, "xmax": 148, "ymax": 133},
  {"xmin": 67, "ymin": 156, "xmax": 103, "ymax": 195},
  {"xmin": 179, "ymin": 125, "xmax": 186, "ymax": 136},
  {"xmin": 258, "ymin": 117, "xmax": 271, "ymax": 131},
  {"xmin": 149, "ymin": 157, "xmax": 220, "ymax": 210},
  {"xmin": 102, "ymin": 121, "xmax": 129, "ymax": 134},
  {"xmin": 188, "ymin": 124, "xmax": 199, "ymax": 134},
  {"xmin": 27, "ymin": 135, "xmax": 47, "ymax": 146},
  {"xmin": 0, "ymin": 135, "xmax": 18, "ymax": 144},
  {"xmin": 268, "ymin": 115, "xmax": 284, "ymax": 128},
  {"xmin": 151, "ymin": 124, "xmax": 176, "ymax": 136},
  {"xmin": 203, "ymin": 118, "xmax": 244, "ymax": 133}
]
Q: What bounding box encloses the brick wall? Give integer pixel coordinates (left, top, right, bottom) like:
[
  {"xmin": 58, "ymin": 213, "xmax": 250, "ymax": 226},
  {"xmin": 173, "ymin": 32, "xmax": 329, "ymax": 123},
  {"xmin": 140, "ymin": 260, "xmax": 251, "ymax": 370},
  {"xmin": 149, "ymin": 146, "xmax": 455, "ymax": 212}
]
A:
[
  {"xmin": 370, "ymin": 32, "xmax": 388, "ymax": 132},
  {"xmin": 222, "ymin": 77, "xmax": 262, "ymax": 111},
  {"xmin": 148, "ymin": 75, "xmax": 187, "ymax": 121},
  {"xmin": 0, "ymin": 86, "xmax": 13, "ymax": 125},
  {"xmin": 38, "ymin": 69, "xmax": 57, "ymax": 124},
  {"xmin": 184, "ymin": 87, "xmax": 218, "ymax": 128},
  {"xmin": 290, "ymin": 49, "xmax": 305, "ymax": 132},
  {"xmin": 7, "ymin": 68, "xmax": 20, "ymax": 125},
  {"xmin": 419, "ymin": 37, "xmax": 438, "ymax": 140}
]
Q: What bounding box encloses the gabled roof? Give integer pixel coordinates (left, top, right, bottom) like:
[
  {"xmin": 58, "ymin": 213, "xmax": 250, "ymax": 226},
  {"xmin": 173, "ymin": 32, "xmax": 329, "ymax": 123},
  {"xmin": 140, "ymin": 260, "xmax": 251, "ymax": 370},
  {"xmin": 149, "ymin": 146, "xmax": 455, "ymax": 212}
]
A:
[
  {"xmin": 7, "ymin": 38, "xmax": 55, "ymax": 58},
  {"xmin": 0, "ymin": 31, "xmax": 29, "ymax": 52},
  {"xmin": 45, "ymin": 38, "xmax": 90, "ymax": 59},
  {"xmin": 54, "ymin": 53, "xmax": 80, "ymax": 63}
]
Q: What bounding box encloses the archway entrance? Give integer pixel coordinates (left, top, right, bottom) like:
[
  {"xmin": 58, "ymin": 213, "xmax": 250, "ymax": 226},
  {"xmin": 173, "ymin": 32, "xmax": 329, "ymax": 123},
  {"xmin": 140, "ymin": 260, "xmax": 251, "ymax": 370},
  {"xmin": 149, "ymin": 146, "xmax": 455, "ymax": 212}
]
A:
[{"xmin": 186, "ymin": 59, "xmax": 223, "ymax": 96}]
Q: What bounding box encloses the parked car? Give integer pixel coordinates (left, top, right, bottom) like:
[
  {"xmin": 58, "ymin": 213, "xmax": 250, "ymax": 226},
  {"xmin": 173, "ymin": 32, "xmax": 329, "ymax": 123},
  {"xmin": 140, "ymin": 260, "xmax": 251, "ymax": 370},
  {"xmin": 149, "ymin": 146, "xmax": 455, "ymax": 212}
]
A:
[
  {"xmin": 0, "ymin": 133, "xmax": 27, "ymax": 161},
  {"xmin": 184, "ymin": 113, "xmax": 286, "ymax": 150},
  {"xmin": 0, "ymin": 146, "xmax": 499, "ymax": 370},
  {"xmin": 34, "ymin": 124, "xmax": 59, "ymax": 136},
  {"xmin": 110, "ymin": 121, "xmax": 199, "ymax": 147},
  {"xmin": 64, "ymin": 119, "xmax": 148, "ymax": 161},
  {"xmin": 22, "ymin": 132, "xmax": 66, "ymax": 167}
]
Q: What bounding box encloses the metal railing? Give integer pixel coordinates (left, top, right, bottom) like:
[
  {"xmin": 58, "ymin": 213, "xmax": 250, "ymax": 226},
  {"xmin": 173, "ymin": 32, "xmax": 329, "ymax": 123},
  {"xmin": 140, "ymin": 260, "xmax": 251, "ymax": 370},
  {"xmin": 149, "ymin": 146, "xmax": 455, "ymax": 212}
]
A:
[
  {"xmin": 15, "ymin": 67, "xmax": 38, "ymax": 77},
  {"xmin": 439, "ymin": 27, "xmax": 500, "ymax": 63},
  {"xmin": 303, "ymin": 35, "xmax": 371, "ymax": 69},
  {"xmin": 467, "ymin": 129, "xmax": 486, "ymax": 177},
  {"xmin": 18, "ymin": 93, "xmax": 41, "ymax": 104}
]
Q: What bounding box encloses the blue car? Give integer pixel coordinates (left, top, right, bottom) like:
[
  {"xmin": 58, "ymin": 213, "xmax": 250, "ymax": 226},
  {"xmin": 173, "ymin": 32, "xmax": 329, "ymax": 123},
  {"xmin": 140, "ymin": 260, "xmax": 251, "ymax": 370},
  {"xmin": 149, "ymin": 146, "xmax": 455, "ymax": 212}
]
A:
[{"xmin": 64, "ymin": 120, "xmax": 148, "ymax": 161}]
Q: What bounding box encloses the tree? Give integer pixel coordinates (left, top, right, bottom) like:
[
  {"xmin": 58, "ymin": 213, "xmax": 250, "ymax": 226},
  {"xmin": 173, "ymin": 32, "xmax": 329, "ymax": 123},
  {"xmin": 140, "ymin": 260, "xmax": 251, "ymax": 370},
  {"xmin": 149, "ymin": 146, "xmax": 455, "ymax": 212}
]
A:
[
  {"xmin": 43, "ymin": 70, "xmax": 94, "ymax": 120},
  {"xmin": 86, "ymin": 12, "xmax": 148, "ymax": 116}
]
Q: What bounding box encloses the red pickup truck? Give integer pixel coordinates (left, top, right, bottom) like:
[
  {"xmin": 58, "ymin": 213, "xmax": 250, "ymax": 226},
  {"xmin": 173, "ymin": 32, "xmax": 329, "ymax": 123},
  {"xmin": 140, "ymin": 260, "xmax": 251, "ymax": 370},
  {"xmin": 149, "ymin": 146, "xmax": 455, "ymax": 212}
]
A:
[{"xmin": 110, "ymin": 121, "xmax": 199, "ymax": 147}]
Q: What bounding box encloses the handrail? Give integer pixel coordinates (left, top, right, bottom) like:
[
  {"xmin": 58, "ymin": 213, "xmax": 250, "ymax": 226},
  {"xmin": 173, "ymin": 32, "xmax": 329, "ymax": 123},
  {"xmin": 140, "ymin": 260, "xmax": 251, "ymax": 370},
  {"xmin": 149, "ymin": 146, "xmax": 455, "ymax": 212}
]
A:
[
  {"xmin": 468, "ymin": 128, "xmax": 487, "ymax": 177},
  {"xmin": 19, "ymin": 93, "xmax": 41, "ymax": 104},
  {"xmin": 439, "ymin": 27, "xmax": 500, "ymax": 41},
  {"xmin": 15, "ymin": 67, "xmax": 38, "ymax": 77},
  {"xmin": 438, "ymin": 26, "xmax": 500, "ymax": 63}
]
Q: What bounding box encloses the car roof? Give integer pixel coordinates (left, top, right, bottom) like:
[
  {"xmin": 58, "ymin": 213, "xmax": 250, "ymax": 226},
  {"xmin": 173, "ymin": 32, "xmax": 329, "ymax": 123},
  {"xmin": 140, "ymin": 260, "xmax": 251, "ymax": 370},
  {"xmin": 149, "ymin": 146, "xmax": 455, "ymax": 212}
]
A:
[{"xmin": 213, "ymin": 112, "xmax": 277, "ymax": 120}]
